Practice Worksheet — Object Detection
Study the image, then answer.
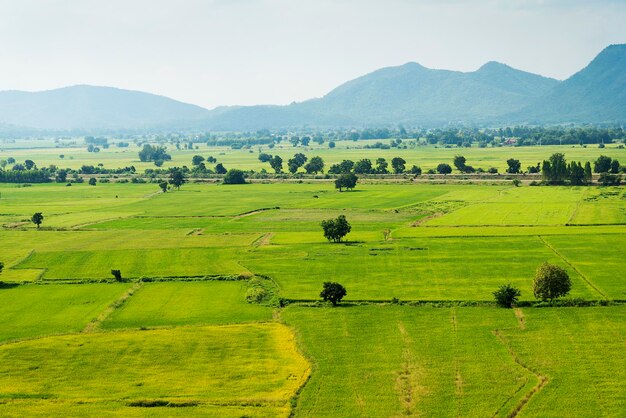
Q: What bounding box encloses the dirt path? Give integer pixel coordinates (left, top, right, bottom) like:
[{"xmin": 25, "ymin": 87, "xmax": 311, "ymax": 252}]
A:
[{"xmin": 514, "ymin": 308, "xmax": 526, "ymax": 330}]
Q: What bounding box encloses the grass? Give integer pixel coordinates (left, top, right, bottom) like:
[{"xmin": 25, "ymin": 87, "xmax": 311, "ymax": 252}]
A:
[
  {"xmin": 283, "ymin": 305, "xmax": 626, "ymax": 417},
  {"xmin": 0, "ymin": 283, "xmax": 131, "ymax": 342},
  {"xmin": 0, "ymin": 323, "xmax": 310, "ymax": 417},
  {"xmin": 102, "ymin": 281, "xmax": 273, "ymax": 328},
  {"xmin": 0, "ymin": 170, "xmax": 624, "ymax": 416}
]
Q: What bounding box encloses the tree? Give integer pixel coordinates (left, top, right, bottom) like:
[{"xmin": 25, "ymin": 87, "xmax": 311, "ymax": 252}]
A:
[
  {"xmin": 493, "ymin": 284, "xmax": 521, "ymax": 308},
  {"xmin": 258, "ymin": 153, "xmax": 273, "ymax": 163},
  {"xmin": 506, "ymin": 158, "xmax": 521, "ymax": 174},
  {"xmin": 304, "ymin": 156, "xmax": 324, "ymax": 174},
  {"xmin": 542, "ymin": 153, "xmax": 567, "ymax": 184},
  {"xmin": 321, "ymin": 215, "xmax": 351, "ymax": 243},
  {"xmin": 191, "ymin": 155, "xmax": 205, "ymax": 166},
  {"xmin": 288, "ymin": 153, "xmax": 308, "ymax": 174},
  {"xmin": 453, "ymin": 155, "xmax": 467, "ymax": 172},
  {"xmin": 610, "ymin": 159, "xmax": 620, "ymax": 174},
  {"xmin": 215, "ymin": 163, "xmax": 227, "ymax": 174},
  {"xmin": 594, "ymin": 155, "xmax": 612, "ymax": 173},
  {"xmin": 328, "ymin": 141, "xmax": 336, "ymax": 148},
  {"xmin": 584, "ymin": 161, "xmax": 593, "ymax": 183},
  {"xmin": 159, "ymin": 181, "xmax": 168, "ymax": 192},
  {"xmin": 436, "ymin": 163, "xmax": 452, "ymax": 174},
  {"xmin": 320, "ymin": 282, "xmax": 347, "ymax": 306},
  {"xmin": 269, "ymin": 155, "xmax": 283, "ymax": 173},
  {"xmin": 88, "ymin": 177, "xmax": 97, "ymax": 186},
  {"xmin": 168, "ymin": 168, "xmax": 187, "ymax": 190},
  {"xmin": 533, "ymin": 262, "xmax": 572, "ymax": 302},
  {"xmin": 24, "ymin": 159, "xmax": 36, "ymax": 170},
  {"xmin": 223, "ymin": 169, "xmax": 247, "ymax": 184},
  {"xmin": 354, "ymin": 159, "xmax": 373, "ymax": 174},
  {"xmin": 111, "ymin": 269, "xmax": 123, "ymax": 282},
  {"xmin": 55, "ymin": 170, "xmax": 67, "ymax": 183},
  {"xmin": 138, "ymin": 144, "xmax": 171, "ymax": 162},
  {"xmin": 376, "ymin": 158, "xmax": 389, "ymax": 174},
  {"xmin": 391, "ymin": 157, "xmax": 406, "ymax": 174},
  {"xmin": 0, "ymin": 261, "xmax": 4, "ymax": 274},
  {"xmin": 334, "ymin": 173, "xmax": 358, "ymax": 192},
  {"xmin": 409, "ymin": 165, "xmax": 422, "ymax": 175},
  {"xmin": 31, "ymin": 212, "xmax": 44, "ymax": 229},
  {"xmin": 568, "ymin": 161, "xmax": 585, "ymax": 185}
]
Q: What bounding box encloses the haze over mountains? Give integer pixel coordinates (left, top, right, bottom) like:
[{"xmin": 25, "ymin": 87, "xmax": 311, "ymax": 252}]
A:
[{"xmin": 0, "ymin": 44, "xmax": 624, "ymax": 133}]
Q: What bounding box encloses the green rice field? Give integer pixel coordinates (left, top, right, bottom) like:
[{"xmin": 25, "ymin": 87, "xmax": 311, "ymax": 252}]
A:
[{"xmin": 0, "ymin": 155, "xmax": 624, "ymax": 415}]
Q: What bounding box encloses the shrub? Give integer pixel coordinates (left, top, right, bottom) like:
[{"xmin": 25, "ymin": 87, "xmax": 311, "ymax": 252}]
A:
[
  {"xmin": 246, "ymin": 287, "xmax": 267, "ymax": 303},
  {"xmin": 493, "ymin": 284, "xmax": 521, "ymax": 308}
]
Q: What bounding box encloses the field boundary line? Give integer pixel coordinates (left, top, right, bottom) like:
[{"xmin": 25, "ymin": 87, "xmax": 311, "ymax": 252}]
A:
[
  {"xmin": 251, "ymin": 232, "xmax": 274, "ymax": 247},
  {"xmin": 82, "ymin": 281, "xmax": 144, "ymax": 333},
  {"xmin": 492, "ymin": 329, "xmax": 548, "ymax": 417},
  {"xmin": 537, "ymin": 235, "xmax": 609, "ymax": 300}
]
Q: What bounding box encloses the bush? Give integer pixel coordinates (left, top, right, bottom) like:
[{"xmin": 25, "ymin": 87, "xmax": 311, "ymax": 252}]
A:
[
  {"xmin": 246, "ymin": 287, "xmax": 267, "ymax": 303},
  {"xmin": 493, "ymin": 284, "xmax": 521, "ymax": 308}
]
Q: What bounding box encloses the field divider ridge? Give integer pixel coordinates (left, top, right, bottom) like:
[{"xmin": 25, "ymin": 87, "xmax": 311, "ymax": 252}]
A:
[
  {"xmin": 492, "ymin": 328, "xmax": 548, "ymax": 417},
  {"xmin": 82, "ymin": 281, "xmax": 144, "ymax": 333}
]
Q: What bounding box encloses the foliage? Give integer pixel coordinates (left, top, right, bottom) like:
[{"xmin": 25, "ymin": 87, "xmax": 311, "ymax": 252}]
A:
[
  {"xmin": 110, "ymin": 269, "xmax": 123, "ymax": 282},
  {"xmin": 304, "ymin": 156, "xmax": 324, "ymax": 174},
  {"xmin": 167, "ymin": 168, "xmax": 187, "ymax": 189},
  {"xmin": 506, "ymin": 158, "xmax": 521, "ymax": 174},
  {"xmin": 223, "ymin": 169, "xmax": 247, "ymax": 184},
  {"xmin": 533, "ymin": 262, "xmax": 572, "ymax": 302},
  {"xmin": 31, "ymin": 212, "xmax": 44, "ymax": 228},
  {"xmin": 334, "ymin": 172, "xmax": 358, "ymax": 191},
  {"xmin": 436, "ymin": 163, "xmax": 452, "ymax": 174},
  {"xmin": 138, "ymin": 144, "xmax": 171, "ymax": 163},
  {"xmin": 391, "ymin": 157, "xmax": 406, "ymax": 174},
  {"xmin": 320, "ymin": 281, "xmax": 347, "ymax": 305},
  {"xmin": 493, "ymin": 284, "xmax": 521, "ymax": 308},
  {"xmin": 321, "ymin": 215, "xmax": 351, "ymax": 243}
]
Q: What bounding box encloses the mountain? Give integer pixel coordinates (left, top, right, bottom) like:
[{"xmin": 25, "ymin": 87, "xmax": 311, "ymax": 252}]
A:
[
  {"xmin": 512, "ymin": 44, "xmax": 626, "ymax": 124},
  {"xmin": 203, "ymin": 61, "xmax": 559, "ymax": 129},
  {"xmin": 0, "ymin": 85, "xmax": 209, "ymax": 131},
  {"xmin": 0, "ymin": 45, "xmax": 624, "ymax": 133}
]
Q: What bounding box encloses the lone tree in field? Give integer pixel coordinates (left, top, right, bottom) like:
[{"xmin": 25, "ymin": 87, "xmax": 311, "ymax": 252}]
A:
[
  {"xmin": 493, "ymin": 284, "xmax": 521, "ymax": 308},
  {"xmin": 168, "ymin": 168, "xmax": 187, "ymax": 190},
  {"xmin": 334, "ymin": 172, "xmax": 358, "ymax": 192},
  {"xmin": 111, "ymin": 269, "xmax": 123, "ymax": 282},
  {"xmin": 320, "ymin": 282, "xmax": 347, "ymax": 306},
  {"xmin": 31, "ymin": 212, "xmax": 44, "ymax": 229},
  {"xmin": 159, "ymin": 181, "xmax": 168, "ymax": 192},
  {"xmin": 223, "ymin": 169, "xmax": 247, "ymax": 184},
  {"xmin": 321, "ymin": 215, "xmax": 351, "ymax": 243},
  {"xmin": 533, "ymin": 262, "xmax": 572, "ymax": 303},
  {"xmin": 88, "ymin": 177, "xmax": 97, "ymax": 186}
]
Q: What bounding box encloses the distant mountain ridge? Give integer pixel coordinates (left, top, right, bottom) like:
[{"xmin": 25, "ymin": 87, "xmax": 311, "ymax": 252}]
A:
[
  {"xmin": 0, "ymin": 85, "xmax": 209, "ymax": 131},
  {"xmin": 0, "ymin": 44, "xmax": 624, "ymax": 132}
]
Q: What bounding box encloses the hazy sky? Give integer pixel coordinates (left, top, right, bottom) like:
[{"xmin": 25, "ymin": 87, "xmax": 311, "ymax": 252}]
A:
[{"xmin": 0, "ymin": 0, "xmax": 624, "ymax": 109}]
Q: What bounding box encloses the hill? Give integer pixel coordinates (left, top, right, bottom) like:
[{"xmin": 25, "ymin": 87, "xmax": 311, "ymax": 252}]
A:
[
  {"xmin": 0, "ymin": 85, "xmax": 209, "ymax": 131},
  {"xmin": 206, "ymin": 62, "xmax": 559, "ymax": 129},
  {"xmin": 512, "ymin": 44, "xmax": 626, "ymax": 124}
]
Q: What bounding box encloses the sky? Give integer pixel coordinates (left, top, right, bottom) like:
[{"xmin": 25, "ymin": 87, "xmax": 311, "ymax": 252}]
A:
[{"xmin": 0, "ymin": 0, "xmax": 624, "ymax": 109}]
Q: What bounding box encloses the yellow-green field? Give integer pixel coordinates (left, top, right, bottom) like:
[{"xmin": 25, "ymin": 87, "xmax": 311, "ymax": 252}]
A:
[{"xmin": 0, "ymin": 167, "xmax": 624, "ymax": 415}]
